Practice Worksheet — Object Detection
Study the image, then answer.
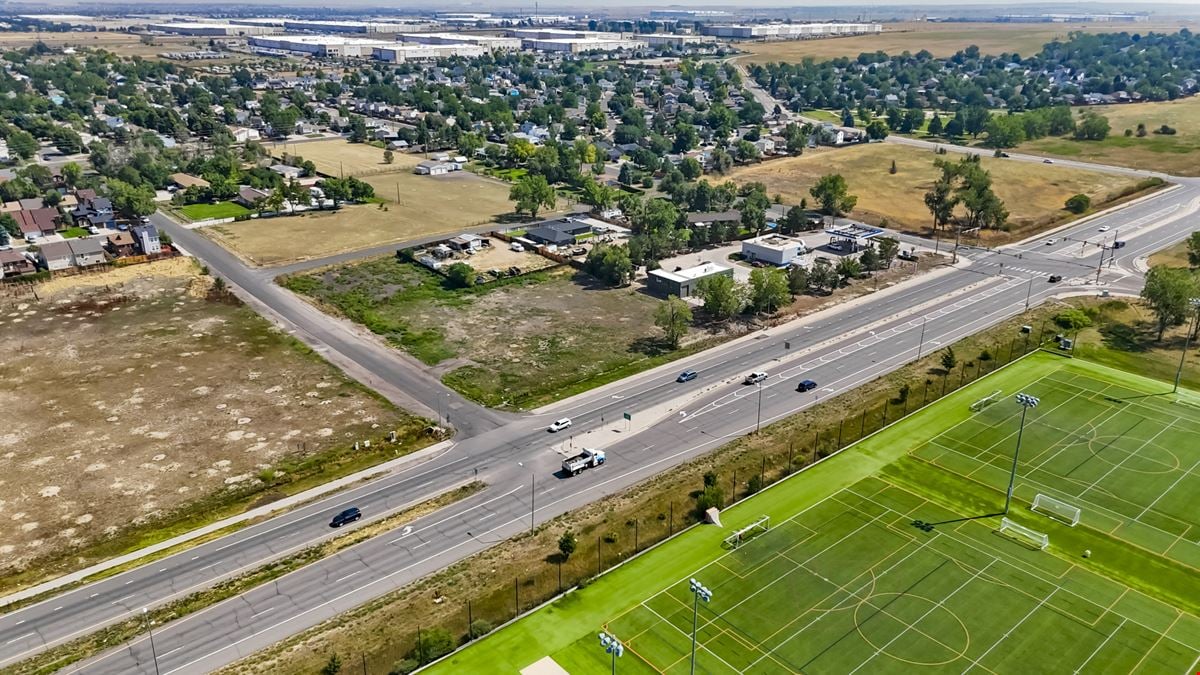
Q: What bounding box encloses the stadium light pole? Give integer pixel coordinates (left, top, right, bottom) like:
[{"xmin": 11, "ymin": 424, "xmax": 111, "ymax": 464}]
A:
[
  {"xmin": 1005, "ymin": 393, "xmax": 1040, "ymax": 515},
  {"xmin": 689, "ymin": 578, "xmax": 713, "ymax": 675},
  {"xmin": 598, "ymin": 631, "xmax": 623, "ymax": 674},
  {"xmin": 1171, "ymin": 298, "xmax": 1200, "ymax": 393}
]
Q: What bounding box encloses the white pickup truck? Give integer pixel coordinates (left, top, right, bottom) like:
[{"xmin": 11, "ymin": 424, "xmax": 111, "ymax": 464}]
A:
[{"xmin": 562, "ymin": 448, "xmax": 606, "ymax": 476}]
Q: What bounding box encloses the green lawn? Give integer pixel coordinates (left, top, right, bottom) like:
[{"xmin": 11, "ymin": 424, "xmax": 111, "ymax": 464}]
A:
[
  {"xmin": 60, "ymin": 226, "xmax": 89, "ymax": 239},
  {"xmin": 179, "ymin": 201, "xmax": 251, "ymax": 221},
  {"xmin": 434, "ymin": 353, "xmax": 1200, "ymax": 674}
]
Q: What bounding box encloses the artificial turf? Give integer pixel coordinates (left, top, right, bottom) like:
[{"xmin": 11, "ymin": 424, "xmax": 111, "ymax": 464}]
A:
[{"xmin": 432, "ymin": 352, "xmax": 1200, "ymax": 674}]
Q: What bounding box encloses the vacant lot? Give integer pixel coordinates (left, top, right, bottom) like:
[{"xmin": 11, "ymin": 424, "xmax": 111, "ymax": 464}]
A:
[
  {"xmin": 726, "ymin": 143, "xmax": 1143, "ymax": 240},
  {"xmin": 737, "ymin": 20, "xmax": 1196, "ymax": 63},
  {"xmin": 0, "ymin": 259, "xmax": 421, "ymax": 588},
  {"xmin": 284, "ymin": 259, "xmax": 701, "ymax": 409},
  {"xmin": 1148, "ymin": 240, "xmax": 1191, "ymax": 269},
  {"xmin": 179, "ymin": 201, "xmax": 251, "ymax": 221},
  {"xmin": 1020, "ymin": 97, "xmax": 1200, "ymax": 175},
  {"xmin": 0, "ymin": 31, "xmax": 258, "ymax": 62},
  {"xmin": 203, "ymin": 141, "xmax": 518, "ymax": 266}
]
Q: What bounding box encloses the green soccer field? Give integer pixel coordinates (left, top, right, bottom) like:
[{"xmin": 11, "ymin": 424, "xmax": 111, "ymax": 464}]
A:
[{"xmin": 432, "ymin": 354, "xmax": 1200, "ymax": 675}]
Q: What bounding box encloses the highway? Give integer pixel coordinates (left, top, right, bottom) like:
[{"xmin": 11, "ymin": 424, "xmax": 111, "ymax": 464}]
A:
[{"xmin": 0, "ymin": 163, "xmax": 1193, "ymax": 672}]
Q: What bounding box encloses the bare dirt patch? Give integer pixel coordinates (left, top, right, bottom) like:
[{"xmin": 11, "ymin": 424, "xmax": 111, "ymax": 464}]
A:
[{"xmin": 0, "ymin": 260, "xmax": 413, "ymax": 584}]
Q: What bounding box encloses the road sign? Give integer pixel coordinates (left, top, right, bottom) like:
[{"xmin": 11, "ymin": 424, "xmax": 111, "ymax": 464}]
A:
[
  {"xmin": 784, "ymin": 341, "xmax": 791, "ymax": 349},
  {"xmin": 623, "ymin": 412, "xmax": 631, "ymax": 421}
]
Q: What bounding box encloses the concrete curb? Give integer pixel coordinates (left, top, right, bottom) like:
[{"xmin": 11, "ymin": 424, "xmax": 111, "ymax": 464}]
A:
[{"xmin": 0, "ymin": 439, "xmax": 455, "ymax": 609}]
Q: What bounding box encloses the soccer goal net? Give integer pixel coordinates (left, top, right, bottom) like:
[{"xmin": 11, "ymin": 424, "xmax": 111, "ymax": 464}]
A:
[
  {"xmin": 723, "ymin": 516, "xmax": 770, "ymax": 549},
  {"xmin": 998, "ymin": 517, "xmax": 1049, "ymax": 550},
  {"xmin": 1032, "ymin": 493, "xmax": 1081, "ymax": 526},
  {"xmin": 970, "ymin": 390, "xmax": 1003, "ymax": 412}
]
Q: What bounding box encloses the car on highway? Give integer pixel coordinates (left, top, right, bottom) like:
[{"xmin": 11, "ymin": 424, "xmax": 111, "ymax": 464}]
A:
[
  {"xmin": 547, "ymin": 417, "xmax": 573, "ymax": 432},
  {"xmin": 1044, "ymin": 238, "xmax": 1058, "ymax": 245},
  {"xmin": 1043, "ymin": 159, "xmax": 1054, "ymax": 164},
  {"xmin": 796, "ymin": 379, "xmax": 818, "ymax": 392},
  {"xmin": 330, "ymin": 507, "xmax": 362, "ymax": 528},
  {"xmin": 1098, "ymin": 226, "xmax": 1110, "ymax": 232},
  {"xmin": 744, "ymin": 371, "xmax": 768, "ymax": 385},
  {"xmin": 1048, "ymin": 275, "xmax": 1063, "ymax": 283},
  {"xmin": 676, "ymin": 370, "xmax": 698, "ymax": 383}
]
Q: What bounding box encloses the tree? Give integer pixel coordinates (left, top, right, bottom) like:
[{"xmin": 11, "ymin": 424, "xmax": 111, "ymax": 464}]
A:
[
  {"xmin": 0, "ymin": 213, "xmax": 19, "ymax": 240},
  {"xmin": 1074, "ymin": 112, "xmax": 1111, "ymax": 141},
  {"xmin": 61, "ymin": 162, "xmax": 83, "ymax": 188},
  {"xmin": 927, "ymin": 114, "xmax": 943, "ymax": 137},
  {"xmin": 321, "ymin": 654, "xmax": 342, "ymax": 675},
  {"xmin": 809, "ymin": 174, "xmax": 857, "ymax": 219},
  {"xmin": 654, "ymin": 295, "xmax": 693, "ymax": 348},
  {"xmin": 445, "ymin": 262, "xmax": 475, "ymax": 288},
  {"xmin": 876, "ymin": 237, "xmax": 900, "ymax": 268},
  {"xmin": 787, "ymin": 265, "xmax": 809, "ymax": 294},
  {"xmin": 749, "ymin": 268, "xmax": 790, "ymax": 314},
  {"xmin": 964, "ymin": 107, "xmax": 991, "ymax": 138},
  {"xmin": 836, "ymin": 256, "xmax": 863, "ymax": 283},
  {"xmin": 696, "ymin": 274, "xmax": 745, "ymax": 321},
  {"xmin": 940, "ymin": 347, "xmax": 957, "ymax": 371},
  {"xmin": 1186, "ymin": 231, "xmax": 1200, "ymax": 268},
  {"xmin": 6, "ymin": 130, "xmax": 37, "ymax": 159},
  {"xmin": 583, "ymin": 243, "xmax": 633, "ymax": 286},
  {"xmin": 1053, "ymin": 309, "xmax": 1093, "ymax": 331},
  {"xmin": 558, "ymin": 530, "xmax": 577, "ymax": 560},
  {"xmin": 321, "ymin": 178, "xmax": 351, "ymax": 206},
  {"xmin": 983, "ymin": 115, "xmax": 1026, "ymax": 148},
  {"xmin": 107, "ymin": 179, "xmax": 157, "ymax": 217},
  {"xmin": 956, "ymin": 163, "xmax": 1007, "ymax": 231},
  {"xmin": 865, "ymin": 119, "xmax": 889, "ymax": 141},
  {"xmin": 580, "ymin": 177, "xmax": 615, "ymax": 212},
  {"xmin": 858, "ymin": 246, "xmax": 880, "ymax": 271},
  {"xmin": 509, "ymin": 174, "xmax": 556, "ymax": 219},
  {"xmin": 1141, "ymin": 266, "xmax": 1199, "ymax": 341},
  {"xmin": 1064, "ymin": 194, "xmax": 1091, "ymax": 214},
  {"xmin": 888, "ymin": 159, "xmax": 897, "ymax": 175},
  {"xmin": 383, "ymin": 149, "xmax": 394, "ymax": 164},
  {"xmin": 413, "ymin": 627, "xmax": 455, "ymax": 663},
  {"xmin": 740, "ymin": 200, "xmax": 766, "ymax": 235},
  {"xmin": 679, "ymin": 157, "xmax": 703, "ymax": 180}
]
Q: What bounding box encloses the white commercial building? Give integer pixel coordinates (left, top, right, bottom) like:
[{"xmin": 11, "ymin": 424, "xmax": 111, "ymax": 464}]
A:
[
  {"xmin": 249, "ymin": 35, "xmax": 394, "ymax": 58},
  {"xmin": 281, "ymin": 20, "xmax": 430, "ymax": 34},
  {"xmin": 742, "ymin": 234, "xmax": 807, "ymax": 266},
  {"xmin": 522, "ymin": 35, "xmax": 648, "ymax": 53},
  {"xmin": 641, "ymin": 34, "xmax": 718, "ymax": 49},
  {"xmin": 373, "ymin": 43, "xmax": 487, "ymax": 62},
  {"xmin": 647, "ymin": 262, "xmax": 733, "ymax": 298},
  {"xmin": 398, "ymin": 32, "xmax": 521, "ymax": 51},
  {"xmin": 701, "ymin": 23, "xmax": 882, "ymax": 39},
  {"xmin": 148, "ymin": 22, "xmax": 279, "ymax": 36}
]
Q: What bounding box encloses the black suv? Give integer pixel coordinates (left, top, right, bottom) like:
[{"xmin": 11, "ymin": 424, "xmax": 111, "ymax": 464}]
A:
[
  {"xmin": 330, "ymin": 507, "xmax": 362, "ymax": 528},
  {"xmin": 796, "ymin": 379, "xmax": 818, "ymax": 392}
]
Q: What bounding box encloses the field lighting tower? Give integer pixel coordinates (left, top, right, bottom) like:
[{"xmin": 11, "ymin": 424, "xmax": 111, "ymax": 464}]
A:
[
  {"xmin": 1005, "ymin": 393, "xmax": 1040, "ymax": 514},
  {"xmin": 689, "ymin": 578, "xmax": 713, "ymax": 675},
  {"xmin": 1172, "ymin": 298, "xmax": 1200, "ymax": 393},
  {"xmin": 598, "ymin": 631, "xmax": 623, "ymax": 674}
]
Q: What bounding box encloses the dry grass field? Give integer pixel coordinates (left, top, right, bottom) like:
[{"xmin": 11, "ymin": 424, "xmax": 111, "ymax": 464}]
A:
[
  {"xmin": 203, "ymin": 140, "xmax": 520, "ymax": 266},
  {"xmin": 0, "ymin": 259, "xmax": 409, "ymax": 581},
  {"xmin": 737, "ymin": 20, "xmax": 1197, "ymax": 63},
  {"xmin": 1019, "ymin": 97, "xmax": 1200, "ymax": 175},
  {"xmin": 726, "ymin": 144, "xmax": 1142, "ymax": 238},
  {"xmin": 0, "ymin": 31, "xmax": 249, "ymax": 61}
]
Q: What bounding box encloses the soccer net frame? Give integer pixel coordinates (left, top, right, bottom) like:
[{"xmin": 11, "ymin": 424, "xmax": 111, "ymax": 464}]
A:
[
  {"xmin": 1031, "ymin": 493, "xmax": 1081, "ymax": 526},
  {"xmin": 723, "ymin": 515, "xmax": 770, "ymax": 549},
  {"xmin": 969, "ymin": 390, "xmax": 1003, "ymax": 412},
  {"xmin": 998, "ymin": 517, "xmax": 1049, "ymax": 550}
]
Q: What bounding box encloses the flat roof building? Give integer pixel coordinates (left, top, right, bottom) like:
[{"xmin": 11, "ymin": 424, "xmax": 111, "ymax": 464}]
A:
[
  {"xmin": 398, "ymin": 32, "xmax": 522, "ymax": 51},
  {"xmin": 742, "ymin": 234, "xmax": 807, "ymax": 266},
  {"xmin": 701, "ymin": 23, "xmax": 881, "ymax": 40},
  {"xmin": 523, "ymin": 37, "xmax": 647, "ymax": 53},
  {"xmin": 249, "ymin": 35, "xmax": 395, "ymax": 58},
  {"xmin": 374, "ymin": 43, "xmax": 487, "ymax": 62},
  {"xmin": 647, "ymin": 262, "xmax": 733, "ymax": 298},
  {"xmin": 148, "ymin": 22, "xmax": 279, "ymax": 36}
]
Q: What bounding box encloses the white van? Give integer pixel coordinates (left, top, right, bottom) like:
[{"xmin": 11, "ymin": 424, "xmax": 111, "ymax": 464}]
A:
[{"xmin": 510, "ymin": 242, "xmax": 525, "ymax": 252}]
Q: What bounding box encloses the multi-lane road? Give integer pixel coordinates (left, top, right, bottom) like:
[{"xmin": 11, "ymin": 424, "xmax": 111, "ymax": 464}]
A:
[{"xmin": 2, "ymin": 150, "xmax": 1197, "ymax": 672}]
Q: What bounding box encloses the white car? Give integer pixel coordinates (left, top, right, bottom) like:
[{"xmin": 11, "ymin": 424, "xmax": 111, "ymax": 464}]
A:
[
  {"xmin": 1098, "ymin": 226, "xmax": 1110, "ymax": 232},
  {"xmin": 1044, "ymin": 238, "xmax": 1058, "ymax": 246},
  {"xmin": 744, "ymin": 371, "xmax": 769, "ymax": 385},
  {"xmin": 547, "ymin": 418, "xmax": 572, "ymax": 433}
]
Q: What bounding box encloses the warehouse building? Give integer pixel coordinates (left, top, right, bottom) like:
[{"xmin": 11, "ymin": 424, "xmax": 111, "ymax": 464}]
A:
[
  {"xmin": 741, "ymin": 234, "xmax": 808, "ymax": 266},
  {"xmin": 398, "ymin": 32, "xmax": 521, "ymax": 51},
  {"xmin": 641, "ymin": 34, "xmax": 718, "ymax": 49},
  {"xmin": 373, "ymin": 43, "xmax": 488, "ymax": 62},
  {"xmin": 647, "ymin": 262, "xmax": 733, "ymax": 299},
  {"xmin": 148, "ymin": 22, "xmax": 280, "ymax": 36},
  {"xmin": 701, "ymin": 23, "xmax": 882, "ymax": 39},
  {"xmin": 281, "ymin": 19, "xmax": 430, "ymax": 34},
  {"xmin": 248, "ymin": 35, "xmax": 394, "ymax": 58},
  {"xmin": 522, "ymin": 36, "xmax": 647, "ymax": 53}
]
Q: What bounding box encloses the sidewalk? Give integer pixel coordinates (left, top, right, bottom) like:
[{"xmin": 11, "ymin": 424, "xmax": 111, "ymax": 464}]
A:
[{"xmin": 0, "ymin": 438, "xmax": 454, "ymax": 609}]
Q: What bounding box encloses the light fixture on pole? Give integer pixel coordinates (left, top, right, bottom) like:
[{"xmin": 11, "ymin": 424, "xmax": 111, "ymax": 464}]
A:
[
  {"xmin": 1173, "ymin": 298, "xmax": 1200, "ymax": 393},
  {"xmin": 689, "ymin": 578, "xmax": 713, "ymax": 675},
  {"xmin": 142, "ymin": 607, "xmax": 161, "ymax": 675},
  {"xmin": 1005, "ymin": 393, "xmax": 1040, "ymax": 514},
  {"xmin": 598, "ymin": 631, "xmax": 623, "ymax": 674}
]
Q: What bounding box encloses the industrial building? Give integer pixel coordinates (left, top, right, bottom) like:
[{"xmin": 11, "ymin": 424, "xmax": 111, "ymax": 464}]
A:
[
  {"xmin": 998, "ymin": 13, "xmax": 1148, "ymax": 22},
  {"xmin": 373, "ymin": 43, "xmax": 487, "ymax": 62},
  {"xmin": 148, "ymin": 22, "xmax": 280, "ymax": 36},
  {"xmin": 701, "ymin": 23, "xmax": 882, "ymax": 39},
  {"xmin": 510, "ymin": 30, "xmax": 647, "ymax": 53},
  {"xmin": 741, "ymin": 234, "xmax": 808, "ymax": 266},
  {"xmin": 647, "ymin": 262, "xmax": 733, "ymax": 299},
  {"xmin": 398, "ymin": 32, "xmax": 521, "ymax": 51},
  {"xmin": 279, "ymin": 20, "xmax": 429, "ymax": 34},
  {"xmin": 248, "ymin": 35, "xmax": 395, "ymax": 58},
  {"xmin": 641, "ymin": 34, "xmax": 718, "ymax": 49}
]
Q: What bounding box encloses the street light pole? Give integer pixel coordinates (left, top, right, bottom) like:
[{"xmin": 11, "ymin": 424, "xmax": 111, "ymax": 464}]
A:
[
  {"xmin": 689, "ymin": 578, "xmax": 712, "ymax": 675},
  {"xmin": 1005, "ymin": 393, "xmax": 1040, "ymax": 515},
  {"xmin": 1024, "ymin": 276, "xmax": 1034, "ymax": 312},
  {"xmin": 142, "ymin": 608, "xmax": 161, "ymax": 675},
  {"xmin": 599, "ymin": 631, "xmax": 623, "ymax": 674},
  {"xmin": 1172, "ymin": 298, "xmax": 1200, "ymax": 393},
  {"xmin": 916, "ymin": 317, "xmax": 928, "ymax": 360},
  {"xmin": 755, "ymin": 381, "xmax": 763, "ymax": 433}
]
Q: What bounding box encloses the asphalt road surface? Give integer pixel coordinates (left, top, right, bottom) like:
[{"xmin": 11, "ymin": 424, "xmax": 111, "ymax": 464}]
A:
[{"xmin": 2, "ymin": 168, "xmax": 1195, "ymax": 673}]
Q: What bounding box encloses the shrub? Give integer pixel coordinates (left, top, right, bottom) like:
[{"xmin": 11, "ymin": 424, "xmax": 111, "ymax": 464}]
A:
[
  {"xmin": 413, "ymin": 627, "xmax": 455, "ymax": 663},
  {"xmin": 702, "ymin": 471, "xmax": 718, "ymax": 488},
  {"xmin": 746, "ymin": 474, "xmax": 763, "ymax": 494},
  {"xmin": 1064, "ymin": 193, "xmax": 1091, "ymax": 214},
  {"xmin": 979, "ymin": 349, "xmax": 993, "ymax": 362},
  {"xmin": 1053, "ymin": 308, "xmax": 1093, "ymax": 331},
  {"xmin": 445, "ymin": 262, "xmax": 475, "ymax": 289},
  {"xmin": 695, "ymin": 484, "xmax": 724, "ymax": 517},
  {"xmin": 388, "ymin": 659, "xmax": 419, "ymax": 675},
  {"xmin": 469, "ymin": 619, "xmax": 494, "ymax": 639},
  {"xmin": 558, "ymin": 530, "xmax": 577, "ymax": 560}
]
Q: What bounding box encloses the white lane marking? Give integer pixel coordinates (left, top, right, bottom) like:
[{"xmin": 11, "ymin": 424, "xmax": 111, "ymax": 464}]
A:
[
  {"xmin": 111, "ymin": 595, "xmax": 135, "ymax": 605},
  {"xmin": 249, "ymin": 607, "xmax": 273, "ymax": 618},
  {"xmin": 333, "ymin": 572, "xmax": 359, "ymax": 584},
  {"xmin": 162, "ymin": 646, "xmax": 184, "ymax": 657},
  {"xmin": 4, "ymin": 632, "xmax": 34, "ymax": 646}
]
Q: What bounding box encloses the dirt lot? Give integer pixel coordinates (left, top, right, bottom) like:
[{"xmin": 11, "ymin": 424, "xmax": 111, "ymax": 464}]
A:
[
  {"xmin": 271, "ymin": 139, "xmax": 423, "ymax": 178},
  {"xmin": 413, "ymin": 238, "xmax": 558, "ymax": 277},
  {"xmin": 726, "ymin": 144, "xmax": 1143, "ymax": 240},
  {"xmin": 0, "ymin": 259, "xmax": 408, "ymax": 580},
  {"xmin": 0, "ymin": 31, "xmax": 257, "ymax": 62},
  {"xmin": 284, "ymin": 260, "xmax": 705, "ymax": 410},
  {"xmin": 737, "ymin": 20, "xmax": 1196, "ymax": 63},
  {"xmin": 1020, "ymin": 97, "xmax": 1200, "ymax": 176}
]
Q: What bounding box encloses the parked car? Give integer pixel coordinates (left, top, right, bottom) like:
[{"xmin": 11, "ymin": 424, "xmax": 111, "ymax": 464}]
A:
[
  {"xmin": 796, "ymin": 379, "xmax": 818, "ymax": 392},
  {"xmin": 547, "ymin": 418, "xmax": 572, "ymax": 432},
  {"xmin": 510, "ymin": 242, "xmax": 525, "ymax": 252},
  {"xmin": 1048, "ymin": 275, "xmax": 1063, "ymax": 283},
  {"xmin": 330, "ymin": 507, "xmax": 362, "ymax": 528},
  {"xmin": 86, "ymin": 225, "xmax": 100, "ymax": 235},
  {"xmin": 676, "ymin": 370, "xmax": 698, "ymax": 383},
  {"xmin": 570, "ymin": 247, "xmax": 586, "ymax": 256},
  {"xmin": 827, "ymin": 242, "xmax": 845, "ymax": 252},
  {"xmin": 744, "ymin": 371, "xmax": 768, "ymax": 385}
]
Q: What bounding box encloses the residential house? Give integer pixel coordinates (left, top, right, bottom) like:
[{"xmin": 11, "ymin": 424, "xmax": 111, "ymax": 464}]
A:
[
  {"xmin": 17, "ymin": 197, "xmax": 45, "ymax": 211},
  {"xmin": 414, "ymin": 160, "xmax": 458, "ymax": 176},
  {"xmin": 269, "ymin": 164, "xmax": 304, "ymax": 180},
  {"xmin": 15, "ymin": 208, "xmax": 59, "ymax": 239},
  {"xmin": 37, "ymin": 240, "xmax": 75, "ymax": 271},
  {"xmin": 685, "ymin": 210, "xmax": 741, "ymax": 229},
  {"xmin": 231, "ymin": 127, "xmax": 261, "ymax": 143},
  {"xmin": 169, "ymin": 173, "xmax": 211, "ymax": 190},
  {"xmin": 132, "ymin": 224, "xmax": 162, "ymax": 255},
  {"xmin": 0, "ymin": 249, "xmax": 35, "ymax": 277},
  {"xmin": 106, "ymin": 231, "xmax": 137, "ymax": 257},
  {"xmin": 447, "ymin": 233, "xmax": 487, "ymax": 252},
  {"xmin": 67, "ymin": 237, "xmax": 107, "ymax": 267},
  {"xmin": 236, "ymin": 186, "xmax": 271, "ymax": 207},
  {"xmin": 70, "ymin": 195, "xmax": 115, "ymax": 229},
  {"xmin": 523, "ymin": 217, "xmax": 593, "ymax": 247}
]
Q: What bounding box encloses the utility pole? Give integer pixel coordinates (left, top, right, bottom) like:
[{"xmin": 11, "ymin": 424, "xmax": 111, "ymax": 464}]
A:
[
  {"xmin": 530, "ymin": 474, "xmax": 535, "ymax": 534},
  {"xmin": 1024, "ymin": 276, "xmax": 1034, "ymax": 311},
  {"xmin": 755, "ymin": 380, "xmax": 764, "ymax": 433},
  {"xmin": 142, "ymin": 608, "xmax": 161, "ymax": 675},
  {"xmin": 916, "ymin": 317, "xmax": 928, "ymax": 360},
  {"xmin": 1172, "ymin": 299, "xmax": 1200, "ymax": 393}
]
